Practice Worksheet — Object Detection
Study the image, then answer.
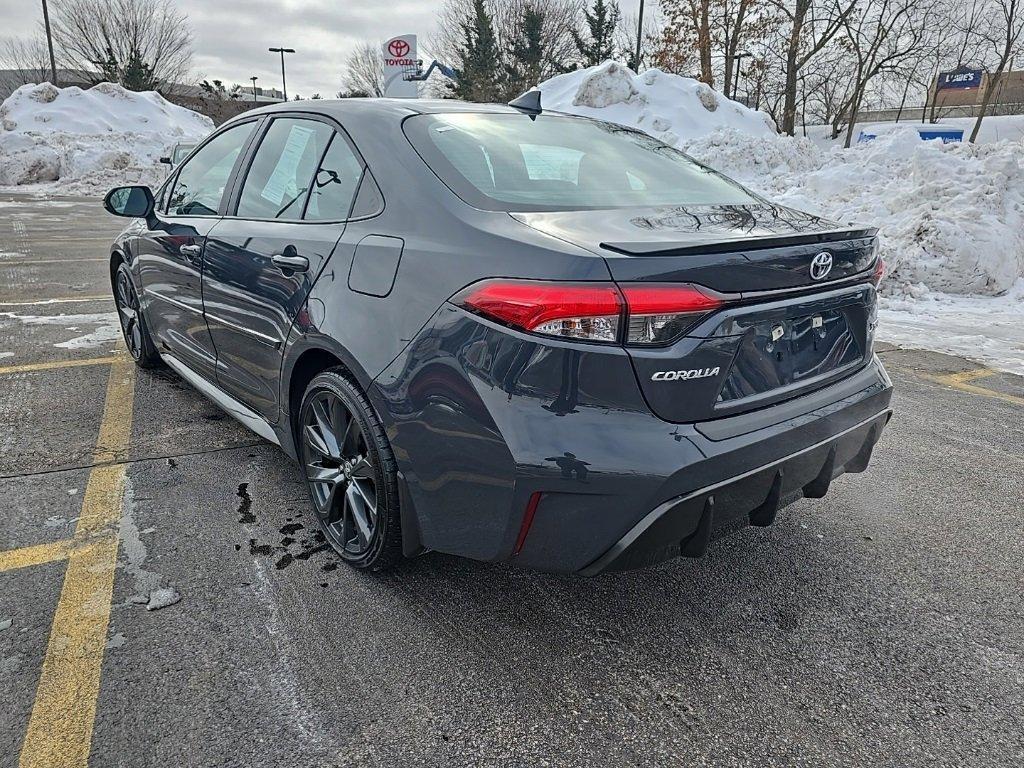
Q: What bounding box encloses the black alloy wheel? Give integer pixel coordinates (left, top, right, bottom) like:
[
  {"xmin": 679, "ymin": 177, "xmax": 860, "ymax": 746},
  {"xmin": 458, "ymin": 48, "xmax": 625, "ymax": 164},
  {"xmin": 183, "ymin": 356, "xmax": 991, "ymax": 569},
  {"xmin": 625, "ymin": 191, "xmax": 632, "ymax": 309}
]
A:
[
  {"xmin": 298, "ymin": 371, "xmax": 402, "ymax": 569},
  {"xmin": 113, "ymin": 262, "xmax": 159, "ymax": 367}
]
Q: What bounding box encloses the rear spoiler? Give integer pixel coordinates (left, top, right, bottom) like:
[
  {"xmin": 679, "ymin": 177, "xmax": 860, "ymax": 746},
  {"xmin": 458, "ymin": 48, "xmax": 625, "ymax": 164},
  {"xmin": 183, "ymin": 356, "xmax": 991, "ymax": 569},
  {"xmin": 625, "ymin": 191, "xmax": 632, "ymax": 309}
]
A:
[{"xmin": 601, "ymin": 227, "xmax": 878, "ymax": 257}]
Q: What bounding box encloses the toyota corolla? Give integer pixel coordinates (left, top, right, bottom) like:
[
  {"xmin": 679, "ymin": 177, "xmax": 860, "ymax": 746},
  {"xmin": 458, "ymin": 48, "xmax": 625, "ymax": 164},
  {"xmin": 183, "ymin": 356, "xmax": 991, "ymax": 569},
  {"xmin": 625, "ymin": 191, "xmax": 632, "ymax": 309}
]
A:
[{"xmin": 103, "ymin": 97, "xmax": 892, "ymax": 574}]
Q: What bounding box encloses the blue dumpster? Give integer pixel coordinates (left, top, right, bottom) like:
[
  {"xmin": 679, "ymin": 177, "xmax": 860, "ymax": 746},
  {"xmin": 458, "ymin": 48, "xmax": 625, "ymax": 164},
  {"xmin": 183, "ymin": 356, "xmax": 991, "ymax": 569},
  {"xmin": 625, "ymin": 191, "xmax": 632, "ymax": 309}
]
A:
[{"xmin": 858, "ymin": 125, "xmax": 964, "ymax": 144}]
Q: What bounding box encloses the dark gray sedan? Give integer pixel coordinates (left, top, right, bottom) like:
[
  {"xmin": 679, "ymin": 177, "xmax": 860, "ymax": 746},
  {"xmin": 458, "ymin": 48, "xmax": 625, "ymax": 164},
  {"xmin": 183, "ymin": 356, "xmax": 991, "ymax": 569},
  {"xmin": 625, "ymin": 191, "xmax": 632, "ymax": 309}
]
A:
[{"xmin": 102, "ymin": 98, "xmax": 892, "ymax": 574}]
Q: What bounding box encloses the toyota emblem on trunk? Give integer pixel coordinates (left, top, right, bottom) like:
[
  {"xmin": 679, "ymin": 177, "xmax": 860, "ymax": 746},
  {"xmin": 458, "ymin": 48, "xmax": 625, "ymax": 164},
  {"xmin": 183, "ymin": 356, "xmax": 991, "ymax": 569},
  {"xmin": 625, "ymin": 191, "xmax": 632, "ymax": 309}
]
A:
[{"xmin": 810, "ymin": 251, "xmax": 833, "ymax": 281}]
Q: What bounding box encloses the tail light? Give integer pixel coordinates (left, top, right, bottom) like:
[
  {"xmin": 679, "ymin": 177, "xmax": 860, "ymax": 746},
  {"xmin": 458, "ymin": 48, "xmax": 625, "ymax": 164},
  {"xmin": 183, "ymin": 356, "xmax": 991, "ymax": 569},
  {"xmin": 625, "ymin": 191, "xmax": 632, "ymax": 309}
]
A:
[
  {"xmin": 619, "ymin": 284, "xmax": 723, "ymax": 345},
  {"xmin": 454, "ymin": 280, "xmax": 623, "ymax": 342},
  {"xmin": 454, "ymin": 279, "xmax": 725, "ymax": 346},
  {"xmin": 870, "ymin": 257, "xmax": 885, "ymax": 287}
]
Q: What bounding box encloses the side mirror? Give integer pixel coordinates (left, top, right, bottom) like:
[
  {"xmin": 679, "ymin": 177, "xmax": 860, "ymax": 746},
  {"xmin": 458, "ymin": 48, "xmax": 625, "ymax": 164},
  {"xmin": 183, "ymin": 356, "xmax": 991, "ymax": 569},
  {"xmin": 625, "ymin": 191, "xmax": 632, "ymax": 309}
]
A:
[
  {"xmin": 159, "ymin": 156, "xmax": 172, "ymax": 165},
  {"xmin": 103, "ymin": 186, "xmax": 155, "ymax": 219}
]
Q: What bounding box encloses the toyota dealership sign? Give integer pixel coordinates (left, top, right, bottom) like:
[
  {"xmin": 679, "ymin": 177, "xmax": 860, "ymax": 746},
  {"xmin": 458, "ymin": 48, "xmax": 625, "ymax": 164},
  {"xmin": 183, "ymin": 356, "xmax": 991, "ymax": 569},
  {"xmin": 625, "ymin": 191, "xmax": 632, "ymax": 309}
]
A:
[{"xmin": 383, "ymin": 35, "xmax": 418, "ymax": 98}]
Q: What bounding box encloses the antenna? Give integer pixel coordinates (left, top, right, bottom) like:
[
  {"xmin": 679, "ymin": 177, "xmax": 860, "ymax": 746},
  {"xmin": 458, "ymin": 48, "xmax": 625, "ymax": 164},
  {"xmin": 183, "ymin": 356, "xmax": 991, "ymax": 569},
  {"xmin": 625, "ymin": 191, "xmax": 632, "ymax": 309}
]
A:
[{"xmin": 508, "ymin": 89, "xmax": 542, "ymax": 115}]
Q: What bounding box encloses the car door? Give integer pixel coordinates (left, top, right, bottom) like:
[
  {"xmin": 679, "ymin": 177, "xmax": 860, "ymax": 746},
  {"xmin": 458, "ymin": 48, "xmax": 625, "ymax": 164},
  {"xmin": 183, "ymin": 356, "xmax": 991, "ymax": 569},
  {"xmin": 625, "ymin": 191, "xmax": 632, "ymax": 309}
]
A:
[
  {"xmin": 135, "ymin": 120, "xmax": 259, "ymax": 379},
  {"xmin": 202, "ymin": 115, "xmax": 365, "ymax": 420}
]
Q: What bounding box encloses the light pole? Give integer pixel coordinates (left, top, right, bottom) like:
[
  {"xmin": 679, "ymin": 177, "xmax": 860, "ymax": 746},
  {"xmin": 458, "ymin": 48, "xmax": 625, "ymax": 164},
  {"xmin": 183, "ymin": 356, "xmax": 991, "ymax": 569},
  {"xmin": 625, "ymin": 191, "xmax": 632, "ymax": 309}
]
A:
[
  {"xmin": 41, "ymin": 0, "xmax": 58, "ymax": 86},
  {"xmin": 249, "ymin": 76, "xmax": 258, "ymax": 106},
  {"xmin": 634, "ymin": 0, "xmax": 645, "ymax": 72},
  {"xmin": 732, "ymin": 51, "xmax": 750, "ymax": 101},
  {"xmin": 268, "ymin": 47, "xmax": 295, "ymax": 101}
]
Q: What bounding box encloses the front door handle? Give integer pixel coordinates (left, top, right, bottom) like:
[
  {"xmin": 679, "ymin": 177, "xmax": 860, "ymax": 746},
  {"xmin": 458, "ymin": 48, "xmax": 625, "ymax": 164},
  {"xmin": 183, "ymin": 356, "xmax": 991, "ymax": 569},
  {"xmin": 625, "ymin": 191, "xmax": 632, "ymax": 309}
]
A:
[
  {"xmin": 272, "ymin": 253, "xmax": 309, "ymax": 272},
  {"xmin": 179, "ymin": 244, "xmax": 202, "ymax": 262}
]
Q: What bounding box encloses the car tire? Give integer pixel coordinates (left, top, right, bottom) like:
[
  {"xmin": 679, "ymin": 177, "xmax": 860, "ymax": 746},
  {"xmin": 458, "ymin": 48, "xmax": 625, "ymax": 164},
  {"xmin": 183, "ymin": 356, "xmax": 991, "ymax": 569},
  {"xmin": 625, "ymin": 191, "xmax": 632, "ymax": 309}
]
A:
[
  {"xmin": 297, "ymin": 369, "xmax": 403, "ymax": 571},
  {"xmin": 113, "ymin": 261, "xmax": 161, "ymax": 368}
]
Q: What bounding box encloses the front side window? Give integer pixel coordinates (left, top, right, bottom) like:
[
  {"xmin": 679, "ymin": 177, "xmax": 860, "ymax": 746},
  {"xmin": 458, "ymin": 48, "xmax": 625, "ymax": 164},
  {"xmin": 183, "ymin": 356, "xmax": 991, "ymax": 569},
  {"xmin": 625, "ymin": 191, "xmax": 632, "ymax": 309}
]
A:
[
  {"xmin": 304, "ymin": 134, "xmax": 363, "ymax": 221},
  {"xmin": 404, "ymin": 113, "xmax": 758, "ymax": 212},
  {"xmin": 167, "ymin": 123, "xmax": 255, "ymax": 217},
  {"xmin": 236, "ymin": 118, "xmax": 333, "ymax": 220}
]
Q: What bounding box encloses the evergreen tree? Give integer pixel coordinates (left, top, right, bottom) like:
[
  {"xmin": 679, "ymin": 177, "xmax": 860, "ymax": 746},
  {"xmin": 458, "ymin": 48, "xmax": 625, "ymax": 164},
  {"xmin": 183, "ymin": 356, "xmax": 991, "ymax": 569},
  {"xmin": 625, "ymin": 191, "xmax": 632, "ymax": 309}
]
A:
[
  {"xmin": 453, "ymin": 0, "xmax": 504, "ymax": 102},
  {"xmin": 573, "ymin": 0, "xmax": 621, "ymax": 67},
  {"xmin": 507, "ymin": 4, "xmax": 546, "ymax": 96}
]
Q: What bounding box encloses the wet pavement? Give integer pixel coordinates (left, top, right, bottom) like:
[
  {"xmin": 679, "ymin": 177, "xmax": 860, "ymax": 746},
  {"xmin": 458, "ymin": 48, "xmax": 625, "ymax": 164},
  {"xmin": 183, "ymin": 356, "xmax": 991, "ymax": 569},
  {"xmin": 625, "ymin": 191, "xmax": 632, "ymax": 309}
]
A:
[{"xmin": 1, "ymin": 193, "xmax": 1022, "ymax": 767}]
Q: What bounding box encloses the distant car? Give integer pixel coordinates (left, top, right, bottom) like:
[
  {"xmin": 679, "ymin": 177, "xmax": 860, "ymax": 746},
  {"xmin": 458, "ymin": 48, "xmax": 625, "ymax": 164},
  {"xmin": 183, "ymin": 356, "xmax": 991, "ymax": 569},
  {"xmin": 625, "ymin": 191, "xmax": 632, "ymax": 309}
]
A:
[
  {"xmin": 102, "ymin": 99, "xmax": 892, "ymax": 575},
  {"xmin": 159, "ymin": 142, "xmax": 195, "ymax": 170}
]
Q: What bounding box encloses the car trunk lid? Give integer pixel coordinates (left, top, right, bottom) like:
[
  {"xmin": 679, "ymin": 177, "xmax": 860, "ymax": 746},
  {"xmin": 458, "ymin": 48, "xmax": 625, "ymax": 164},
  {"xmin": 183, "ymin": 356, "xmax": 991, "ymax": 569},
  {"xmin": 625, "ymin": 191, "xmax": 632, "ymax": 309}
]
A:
[
  {"xmin": 513, "ymin": 203, "xmax": 880, "ymax": 423},
  {"xmin": 511, "ymin": 203, "xmax": 877, "ymax": 293}
]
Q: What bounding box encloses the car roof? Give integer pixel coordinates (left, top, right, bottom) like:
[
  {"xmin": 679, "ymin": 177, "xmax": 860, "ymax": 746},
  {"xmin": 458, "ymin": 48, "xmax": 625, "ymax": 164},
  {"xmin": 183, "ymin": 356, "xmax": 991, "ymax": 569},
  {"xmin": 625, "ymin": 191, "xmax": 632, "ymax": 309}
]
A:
[{"xmin": 238, "ymin": 98, "xmax": 530, "ymax": 122}]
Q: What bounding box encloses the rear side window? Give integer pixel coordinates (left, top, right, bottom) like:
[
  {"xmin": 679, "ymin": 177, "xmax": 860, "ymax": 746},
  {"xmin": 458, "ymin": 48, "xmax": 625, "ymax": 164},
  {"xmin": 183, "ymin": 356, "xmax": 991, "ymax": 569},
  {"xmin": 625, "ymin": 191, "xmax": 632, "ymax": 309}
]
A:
[
  {"xmin": 304, "ymin": 135, "xmax": 363, "ymax": 221},
  {"xmin": 236, "ymin": 118, "xmax": 333, "ymax": 220},
  {"xmin": 167, "ymin": 122, "xmax": 255, "ymax": 217},
  {"xmin": 404, "ymin": 113, "xmax": 757, "ymax": 212}
]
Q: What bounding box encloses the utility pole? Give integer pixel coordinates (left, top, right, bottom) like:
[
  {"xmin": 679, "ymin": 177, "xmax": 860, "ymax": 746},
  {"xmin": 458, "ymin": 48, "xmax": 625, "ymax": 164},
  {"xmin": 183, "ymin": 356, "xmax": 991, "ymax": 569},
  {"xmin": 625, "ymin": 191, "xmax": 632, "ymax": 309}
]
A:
[
  {"xmin": 250, "ymin": 76, "xmax": 258, "ymax": 106},
  {"xmin": 268, "ymin": 47, "xmax": 295, "ymax": 101},
  {"xmin": 41, "ymin": 0, "xmax": 58, "ymax": 86},
  {"xmin": 634, "ymin": 0, "xmax": 645, "ymax": 72}
]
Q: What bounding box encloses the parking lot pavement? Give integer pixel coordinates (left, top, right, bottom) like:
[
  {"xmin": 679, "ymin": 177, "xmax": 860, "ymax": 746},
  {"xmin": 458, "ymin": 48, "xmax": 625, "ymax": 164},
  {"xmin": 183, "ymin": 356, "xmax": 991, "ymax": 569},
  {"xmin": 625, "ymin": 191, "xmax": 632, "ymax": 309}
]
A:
[{"xmin": 2, "ymin": 192, "xmax": 1022, "ymax": 768}]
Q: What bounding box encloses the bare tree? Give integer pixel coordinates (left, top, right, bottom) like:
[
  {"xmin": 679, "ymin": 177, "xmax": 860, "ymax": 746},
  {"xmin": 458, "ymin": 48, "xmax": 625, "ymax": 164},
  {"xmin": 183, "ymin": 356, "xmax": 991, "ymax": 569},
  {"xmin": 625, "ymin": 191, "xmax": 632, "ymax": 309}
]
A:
[
  {"xmin": 341, "ymin": 41, "xmax": 385, "ymax": 97},
  {"xmin": 969, "ymin": 0, "xmax": 1024, "ymax": 141},
  {"xmin": 768, "ymin": 0, "xmax": 857, "ymax": 135},
  {"xmin": 49, "ymin": 0, "xmax": 192, "ymax": 90},
  {"xmin": 837, "ymin": 0, "xmax": 926, "ymax": 147},
  {"xmin": 0, "ymin": 36, "xmax": 54, "ymax": 90}
]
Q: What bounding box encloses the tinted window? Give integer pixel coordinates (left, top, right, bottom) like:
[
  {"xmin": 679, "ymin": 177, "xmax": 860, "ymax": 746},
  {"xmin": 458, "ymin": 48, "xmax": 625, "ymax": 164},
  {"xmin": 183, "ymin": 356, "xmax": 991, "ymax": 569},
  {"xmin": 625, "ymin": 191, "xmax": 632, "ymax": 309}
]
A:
[
  {"xmin": 304, "ymin": 134, "xmax": 363, "ymax": 221},
  {"xmin": 405, "ymin": 113, "xmax": 757, "ymax": 211},
  {"xmin": 236, "ymin": 118, "xmax": 333, "ymax": 220},
  {"xmin": 167, "ymin": 123, "xmax": 254, "ymax": 216}
]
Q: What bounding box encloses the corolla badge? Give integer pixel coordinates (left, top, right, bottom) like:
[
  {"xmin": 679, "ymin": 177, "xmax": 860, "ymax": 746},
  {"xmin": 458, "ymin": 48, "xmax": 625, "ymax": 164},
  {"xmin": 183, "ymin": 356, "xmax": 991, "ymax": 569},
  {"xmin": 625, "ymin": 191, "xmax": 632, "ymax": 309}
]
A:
[
  {"xmin": 810, "ymin": 251, "xmax": 833, "ymax": 281},
  {"xmin": 651, "ymin": 367, "xmax": 720, "ymax": 382}
]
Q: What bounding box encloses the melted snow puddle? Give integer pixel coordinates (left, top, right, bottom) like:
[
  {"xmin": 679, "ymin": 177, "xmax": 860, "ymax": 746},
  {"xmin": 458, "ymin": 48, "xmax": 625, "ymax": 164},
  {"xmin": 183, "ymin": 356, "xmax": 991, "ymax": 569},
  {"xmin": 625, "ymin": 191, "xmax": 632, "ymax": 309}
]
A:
[{"xmin": 0, "ymin": 310, "xmax": 120, "ymax": 349}]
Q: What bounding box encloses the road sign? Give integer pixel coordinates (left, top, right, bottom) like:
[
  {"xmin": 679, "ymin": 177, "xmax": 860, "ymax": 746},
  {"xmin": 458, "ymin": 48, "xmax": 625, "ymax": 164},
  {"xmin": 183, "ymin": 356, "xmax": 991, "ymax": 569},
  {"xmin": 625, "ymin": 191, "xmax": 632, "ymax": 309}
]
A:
[{"xmin": 383, "ymin": 35, "xmax": 418, "ymax": 98}]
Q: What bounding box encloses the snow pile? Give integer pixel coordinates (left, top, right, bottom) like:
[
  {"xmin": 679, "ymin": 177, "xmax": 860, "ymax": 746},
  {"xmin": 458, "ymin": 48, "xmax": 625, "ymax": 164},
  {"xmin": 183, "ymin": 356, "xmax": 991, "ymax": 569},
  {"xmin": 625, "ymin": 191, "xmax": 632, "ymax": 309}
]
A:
[
  {"xmin": 0, "ymin": 82, "xmax": 213, "ymax": 195},
  {"xmin": 539, "ymin": 61, "xmax": 776, "ymax": 146},
  {"xmin": 682, "ymin": 128, "xmax": 1024, "ymax": 296},
  {"xmin": 541, "ymin": 63, "xmax": 1024, "ymax": 298}
]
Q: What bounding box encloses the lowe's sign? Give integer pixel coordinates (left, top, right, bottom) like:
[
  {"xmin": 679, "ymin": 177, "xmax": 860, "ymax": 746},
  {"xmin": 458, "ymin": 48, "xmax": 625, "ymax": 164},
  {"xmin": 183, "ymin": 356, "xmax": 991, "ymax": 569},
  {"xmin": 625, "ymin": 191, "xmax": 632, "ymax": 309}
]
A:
[{"xmin": 938, "ymin": 70, "xmax": 983, "ymax": 90}]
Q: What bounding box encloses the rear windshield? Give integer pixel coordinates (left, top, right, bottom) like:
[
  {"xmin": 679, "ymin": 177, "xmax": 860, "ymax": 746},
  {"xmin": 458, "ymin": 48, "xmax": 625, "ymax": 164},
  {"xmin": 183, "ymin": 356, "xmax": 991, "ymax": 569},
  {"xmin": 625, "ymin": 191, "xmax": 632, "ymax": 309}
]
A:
[{"xmin": 404, "ymin": 113, "xmax": 757, "ymax": 212}]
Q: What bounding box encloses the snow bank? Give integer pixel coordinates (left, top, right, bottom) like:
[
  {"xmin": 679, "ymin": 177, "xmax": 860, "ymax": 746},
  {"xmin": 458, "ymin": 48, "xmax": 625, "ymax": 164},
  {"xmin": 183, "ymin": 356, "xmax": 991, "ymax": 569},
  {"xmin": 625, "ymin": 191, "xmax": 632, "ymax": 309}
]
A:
[
  {"xmin": 0, "ymin": 82, "xmax": 213, "ymax": 195},
  {"xmin": 539, "ymin": 62, "xmax": 776, "ymax": 145},
  {"xmin": 541, "ymin": 63, "xmax": 1024, "ymax": 297},
  {"xmin": 682, "ymin": 128, "xmax": 1024, "ymax": 296}
]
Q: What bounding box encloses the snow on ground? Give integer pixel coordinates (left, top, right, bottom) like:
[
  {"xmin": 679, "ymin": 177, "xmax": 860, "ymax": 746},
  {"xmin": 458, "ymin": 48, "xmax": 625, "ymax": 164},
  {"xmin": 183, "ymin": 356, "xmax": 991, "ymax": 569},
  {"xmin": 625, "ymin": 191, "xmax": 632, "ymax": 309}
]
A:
[
  {"xmin": 878, "ymin": 281, "xmax": 1024, "ymax": 375},
  {"xmin": 0, "ymin": 82, "xmax": 212, "ymax": 195},
  {"xmin": 541, "ymin": 62, "xmax": 1024, "ymax": 373}
]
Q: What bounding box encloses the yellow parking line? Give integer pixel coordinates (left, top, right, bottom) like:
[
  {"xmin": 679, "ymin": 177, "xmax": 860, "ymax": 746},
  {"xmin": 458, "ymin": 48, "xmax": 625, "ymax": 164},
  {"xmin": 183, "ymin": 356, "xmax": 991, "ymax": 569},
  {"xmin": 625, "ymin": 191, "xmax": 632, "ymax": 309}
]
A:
[
  {"xmin": 927, "ymin": 369, "xmax": 1024, "ymax": 407},
  {"xmin": 19, "ymin": 359, "xmax": 135, "ymax": 768},
  {"xmin": 0, "ymin": 539, "xmax": 77, "ymax": 573},
  {"xmin": 0, "ymin": 356, "xmax": 123, "ymax": 376}
]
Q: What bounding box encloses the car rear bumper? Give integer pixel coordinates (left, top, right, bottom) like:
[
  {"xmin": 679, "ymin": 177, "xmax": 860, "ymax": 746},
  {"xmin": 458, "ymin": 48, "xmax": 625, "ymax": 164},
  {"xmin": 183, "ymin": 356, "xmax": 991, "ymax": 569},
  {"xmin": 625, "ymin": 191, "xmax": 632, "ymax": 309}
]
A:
[
  {"xmin": 578, "ymin": 407, "xmax": 891, "ymax": 575},
  {"xmin": 373, "ymin": 306, "xmax": 893, "ymax": 574}
]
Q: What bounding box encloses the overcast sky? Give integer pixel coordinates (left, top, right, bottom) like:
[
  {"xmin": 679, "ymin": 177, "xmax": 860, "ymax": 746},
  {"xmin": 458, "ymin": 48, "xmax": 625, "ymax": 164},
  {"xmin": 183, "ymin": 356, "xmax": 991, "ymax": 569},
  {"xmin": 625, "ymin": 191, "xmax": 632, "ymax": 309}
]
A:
[{"xmin": 2, "ymin": 0, "xmax": 644, "ymax": 97}]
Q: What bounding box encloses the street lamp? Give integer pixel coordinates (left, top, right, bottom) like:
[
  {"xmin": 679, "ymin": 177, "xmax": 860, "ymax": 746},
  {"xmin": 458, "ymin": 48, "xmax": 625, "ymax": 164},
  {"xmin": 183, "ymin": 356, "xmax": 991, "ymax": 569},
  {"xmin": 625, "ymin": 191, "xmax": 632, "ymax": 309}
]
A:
[
  {"xmin": 249, "ymin": 76, "xmax": 258, "ymax": 106},
  {"xmin": 268, "ymin": 47, "xmax": 295, "ymax": 101},
  {"xmin": 732, "ymin": 51, "xmax": 751, "ymax": 101},
  {"xmin": 634, "ymin": 0, "xmax": 645, "ymax": 72}
]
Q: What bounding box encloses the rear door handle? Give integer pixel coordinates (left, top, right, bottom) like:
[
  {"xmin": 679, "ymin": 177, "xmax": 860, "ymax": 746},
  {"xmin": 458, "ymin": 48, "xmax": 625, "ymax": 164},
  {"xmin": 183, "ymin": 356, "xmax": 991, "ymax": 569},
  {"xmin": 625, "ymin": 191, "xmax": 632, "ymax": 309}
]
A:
[
  {"xmin": 179, "ymin": 244, "xmax": 202, "ymax": 262},
  {"xmin": 272, "ymin": 253, "xmax": 309, "ymax": 272}
]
